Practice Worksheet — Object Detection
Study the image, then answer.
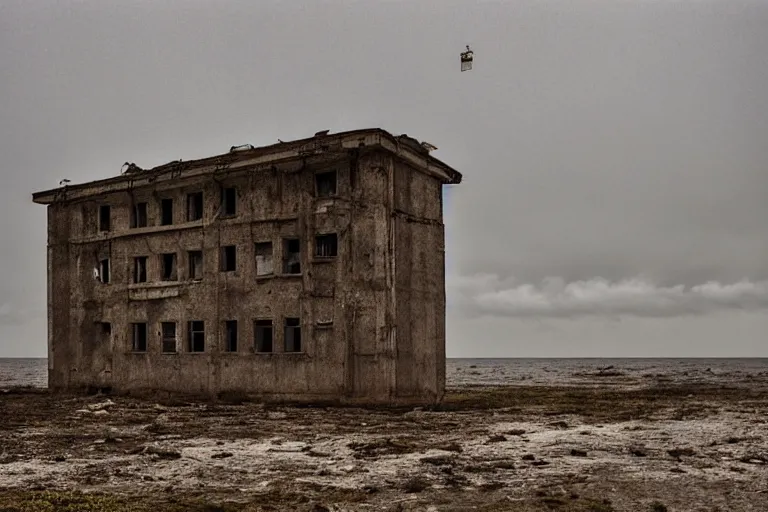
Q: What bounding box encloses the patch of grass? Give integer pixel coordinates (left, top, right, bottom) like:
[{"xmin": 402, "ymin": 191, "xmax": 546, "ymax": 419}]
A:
[
  {"xmin": 435, "ymin": 384, "xmax": 768, "ymax": 423},
  {"xmin": 347, "ymin": 438, "xmax": 420, "ymax": 458},
  {"xmin": 0, "ymin": 489, "xmax": 370, "ymax": 512},
  {"xmin": 402, "ymin": 476, "xmax": 430, "ymax": 493}
]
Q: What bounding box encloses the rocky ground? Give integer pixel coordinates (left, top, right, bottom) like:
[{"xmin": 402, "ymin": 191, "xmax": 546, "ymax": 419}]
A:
[{"xmin": 0, "ymin": 373, "xmax": 767, "ymax": 511}]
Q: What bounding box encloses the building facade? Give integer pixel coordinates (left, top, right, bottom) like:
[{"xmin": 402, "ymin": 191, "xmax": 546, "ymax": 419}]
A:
[{"xmin": 32, "ymin": 128, "xmax": 462, "ymax": 404}]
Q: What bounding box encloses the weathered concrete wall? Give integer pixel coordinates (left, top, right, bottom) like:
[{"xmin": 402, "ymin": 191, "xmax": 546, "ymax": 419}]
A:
[
  {"xmin": 393, "ymin": 161, "xmax": 446, "ymax": 402},
  {"xmin": 45, "ymin": 142, "xmax": 449, "ymax": 404}
]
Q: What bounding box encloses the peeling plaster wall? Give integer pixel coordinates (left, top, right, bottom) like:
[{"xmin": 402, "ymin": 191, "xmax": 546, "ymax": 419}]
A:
[{"xmin": 45, "ymin": 145, "xmax": 450, "ymax": 404}]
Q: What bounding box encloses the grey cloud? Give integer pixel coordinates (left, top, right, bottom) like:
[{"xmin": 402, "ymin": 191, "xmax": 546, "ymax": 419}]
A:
[{"xmin": 449, "ymin": 274, "xmax": 768, "ymax": 319}]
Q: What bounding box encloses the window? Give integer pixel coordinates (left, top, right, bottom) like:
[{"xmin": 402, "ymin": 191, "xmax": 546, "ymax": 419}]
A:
[
  {"xmin": 315, "ymin": 233, "xmax": 338, "ymax": 258},
  {"xmin": 187, "ymin": 192, "xmax": 203, "ymax": 221},
  {"xmin": 282, "ymin": 239, "xmax": 301, "ymax": 274},
  {"xmin": 315, "ymin": 171, "xmax": 337, "ymax": 197},
  {"xmin": 99, "ymin": 322, "xmax": 111, "ymax": 340},
  {"xmin": 254, "ymin": 242, "xmax": 273, "ymax": 276},
  {"xmin": 161, "ymin": 198, "xmax": 174, "ymax": 226},
  {"xmin": 221, "ymin": 187, "xmax": 237, "ymax": 217},
  {"xmin": 98, "ymin": 205, "xmax": 111, "ymax": 232},
  {"xmin": 284, "ymin": 317, "xmax": 301, "ymax": 352},
  {"xmin": 188, "ymin": 321, "xmax": 205, "ymax": 352},
  {"xmin": 161, "ymin": 253, "xmax": 177, "ymax": 281},
  {"xmin": 130, "ymin": 202, "xmax": 148, "ymax": 228},
  {"xmin": 99, "ymin": 259, "xmax": 110, "ymax": 284},
  {"xmin": 161, "ymin": 322, "xmax": 177, "ymax": 353},
  {"xmin": 188, "ymin": 251, "xmax": 203, "ymax": 280},
  {"xmin": 224, "ymin": 320, "xmax": 238, "ymax": 352},
  {"xmin": 254, "ymin": 320, "xmax": 273, "ymax": 353},
  {"xmin": 220, "ymin": 245, "xmax": 237, "ymax": 272},
  {"xmin": 133, "ymin": 256, "xmax": 147, "ymax": 283},
  {"xmin": 131, "ymin": 323, "xmax": 147, "ymax": 352}
]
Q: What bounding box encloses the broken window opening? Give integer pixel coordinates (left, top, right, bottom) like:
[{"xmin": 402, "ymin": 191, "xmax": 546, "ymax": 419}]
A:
[
  {"xmin": 282, "ymin": 239, "xmax": 301, "ymax": 274},
  {"xmin": 187, "ymin": 192, "xmax": 204, "ymax": 222},
  {"xmin": 188, "ymin": 251, "xmax": 203, "ymax": 280},
  {"xmin": 130, "ymin": 202, "xmax": 148, "ymax": 228},
  {"xmin": 161, "ymin": 322, "xmax": 177, "ymax": 353},
  {"xmin": 254, "ymin": 242, "xmax": 273, "ymax": 276},
  {"xmin": 254, "ymin": 319, "xmax": 273, "ymax": 353},
  {"xmin": 188, "ymin": 321, "xmax": 205, "ymax": 352},
  {"xmin": 99, "ymin": 259, "xmax": 111, "ymax": 284},
  {"xmin": 161, "ymin": 253, "xmax": 178, "ymax": 281},
  {"xmin": 98, "ymin": 205, "xmax": 111, "ymax": 232},
  {"xmin": 133, "ymin": 256, "xmax": 148, "ymax": 283},
  {"xmin": 315, "ymin": 171, "xmax": 337, "ymax": 197},
  {"xmin": 284, "ymin": 317, "xmax": 302, "ymax": 353},
  {"xmin": 131, "ymin": 323, "xmax": 147, "ymax": 352},
  {"xmin": 161, "ymin": 198, "xmax": 174, "ymax": 226},
  {"xmin": 220, "ymin": 245, "xmax": 237, "ymax": 272},
  {"xmin": 224, "ymin": 320, "xmax": 238, "ymax": 352},
  {"xmin": 315, "ymin": 233, "xmax": 338, "ymax": 258},
  {"xmin": 221, "ymin": 187, "xmax": 237, "ymax": 217}
]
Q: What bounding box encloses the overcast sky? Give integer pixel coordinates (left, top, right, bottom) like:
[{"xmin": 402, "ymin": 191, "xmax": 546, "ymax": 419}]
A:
[{"xmin": 1, "ymin": 0, "xmax": 766, "ymax": 358}]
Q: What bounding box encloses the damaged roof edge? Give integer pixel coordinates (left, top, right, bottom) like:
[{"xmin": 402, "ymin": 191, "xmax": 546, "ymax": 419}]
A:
[{"xmin": 31, "ymin": 128, "xmax": 462, "ymax": 205}]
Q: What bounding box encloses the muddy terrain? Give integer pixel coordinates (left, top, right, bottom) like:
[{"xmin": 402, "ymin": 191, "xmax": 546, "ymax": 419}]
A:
[{"xmin": 0, "ymin": 370, "xmax": 767, "ymax": 511}]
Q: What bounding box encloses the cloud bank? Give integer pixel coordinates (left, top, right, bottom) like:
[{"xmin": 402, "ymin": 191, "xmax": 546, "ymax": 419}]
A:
[{"xmin": 448, "ymin": 274, "xmax": 768, "ymax": 319}]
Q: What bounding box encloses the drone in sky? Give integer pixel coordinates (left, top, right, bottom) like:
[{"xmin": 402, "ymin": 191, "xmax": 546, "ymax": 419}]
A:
[{"xmin": 460, "ymin": 45, "xmax": 474, "ymax": 72}]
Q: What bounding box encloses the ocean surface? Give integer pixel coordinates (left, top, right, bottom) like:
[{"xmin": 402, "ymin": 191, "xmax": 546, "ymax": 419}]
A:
[{"xmin": 1, "ymin": 357, "xmax": 767, "ymax": 389}]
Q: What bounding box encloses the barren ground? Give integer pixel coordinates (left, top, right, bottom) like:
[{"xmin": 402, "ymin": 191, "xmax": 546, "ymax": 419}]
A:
[{"xmin": 0, "ymin": 371, "xmax": 767, "ymax": 511}]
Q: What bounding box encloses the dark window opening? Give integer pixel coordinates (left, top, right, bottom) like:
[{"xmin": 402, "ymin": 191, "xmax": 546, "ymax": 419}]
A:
[
  {"xmin": 188, "ymin": 251, "xmax": 203, "ymax": 280},
  {"xmin": 254, "ymin": 242, "xmax": 273, "ymax": 276},
  {"xmin": 100, "ymin": 322, "xmax": 112, "ymax": 337},
  {"xmin": 221, "ymin": 187, "xmax": 237, "ymax": 216},
  {"xmin": 315, "ymin": 233, "xmax": 338, "ymax": 258},
  {"xmin": 254, "ymin": 320, "xmax": 273, "ymax": 353},
  {"xmin": 224, "ymin": 320, "xmax": 238, "ymax": 352},
  {"xmin": 161, "ymin": 322, "xmax": 177, "ymax": 353},
  {"xmin": 282, "ymin": 239, "xmax": 301, "ymax": 274},
  {"xmin": 161, "ymin": 198, "xmax": 174, "ymax": 225},
  {"xmin": 220, "ymin": 245, "xmax": 237, "ymax": 272},
  {"xmin": 161, "ymin": 253, "xmax": 178, "ymax": 281},
  {"xmin": 131, "ymin": 323, "xmax": 147, "ymax": 352},
  {"xmin": 130, "ymin": 202, "xmax": 148, "ymax": 228},
  {"xmin": 99, "ymin": 259, "xmax": 110, "ymax": 284},
  {"xmin": 188, "ymin": 321, "xmax": 205, "ymax": 352},
  {"xmin": 133, "ymin": 256, "xmax": 147, "ymax": 283},
  {"xmin": 98, "ymin": 205, "xmax": 111, "ymax": 232},
  {"xmin": 187, "ymin": 192, "xmax": 203, "ymax": 221},
  {"xmin": 315, "ymin": 171, "xmax": 337, "ymax": 197},
  {"xmin": 284, "ymin": 317, "xmax": 301, "ymax": 353}
]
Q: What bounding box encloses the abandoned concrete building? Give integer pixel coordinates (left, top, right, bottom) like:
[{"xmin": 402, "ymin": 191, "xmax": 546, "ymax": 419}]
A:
[{"xmin": 32, "ymin": 128, "xmax": 462, "ymax": 404}]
